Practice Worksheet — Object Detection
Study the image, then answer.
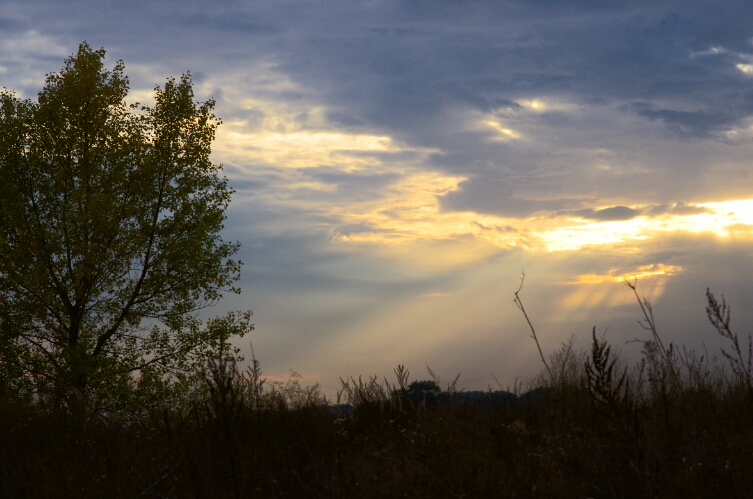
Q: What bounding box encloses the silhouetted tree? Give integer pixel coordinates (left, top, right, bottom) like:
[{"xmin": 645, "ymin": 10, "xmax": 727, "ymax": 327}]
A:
[{"xmin": 0, "ymin": 43, "xmax": 250, "ymax": 405}]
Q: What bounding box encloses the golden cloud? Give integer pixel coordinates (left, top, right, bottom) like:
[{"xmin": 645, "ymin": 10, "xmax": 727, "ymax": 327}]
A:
[
  {"xmin": 571, "ymin": 264, "xmax": 683, "ymax": 285},
  {"xmin": 209, "ymin": 87, "xmax": 753, "ymax": 261}
]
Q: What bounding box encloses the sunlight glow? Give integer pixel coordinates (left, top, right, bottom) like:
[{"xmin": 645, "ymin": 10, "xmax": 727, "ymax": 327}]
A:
[
  {"xmin": 330, "ymin": 196, "xmax": 753, "ymax": 256},
  {"xmin": 210, "ymin": 90, "xmax": 753, "ymax": 260},
  {"xmin": 482, "ymin": 120, "xmax": 521, "ymax": 140},
  {"xmin": 572, "ymin": 264, "xmax": 683, "ymax": 285},
  {"xmin": 537, "ymin": 217, "xmax": 648, "ymax": 251},
  {"xmin": 519, "ymin": 99, "xmax": 546, "ymax": 111},
  {"xmin": 218, "ymin": 122, "xmax": 433, "ymax": 171},
  {"xmin": 329, "ymin": 171, "xmax": 471, "ymax": 244},
  {"xmin": 204, "ymin": 69, "xmax": 441, "ymax": 172},
  {"xmin": 559, "ymin": 273, "xmax": 672, "ymax": 309},
  {"xmin": 537, "ymin": 199, "xmax": 753, "ymax": 252}
]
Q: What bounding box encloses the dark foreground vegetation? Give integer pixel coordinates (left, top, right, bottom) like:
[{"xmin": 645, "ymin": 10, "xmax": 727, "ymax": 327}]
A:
[
  {"xmin": 2, "ymin": 289, "xmax": 753, "ymax": 498},
  {"xmin": 1, "ymin": 44, "xmax": 751, "ymax": 499}
]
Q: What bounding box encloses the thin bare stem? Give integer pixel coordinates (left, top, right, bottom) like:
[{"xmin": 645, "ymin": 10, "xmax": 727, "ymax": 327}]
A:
[
  {"xmin": 514, "ymin": 272, "xmax": 553, "ymax": 382},
  {"xmin": 625, "ymin": 278, "xmax": 680, "ymax": 386}
]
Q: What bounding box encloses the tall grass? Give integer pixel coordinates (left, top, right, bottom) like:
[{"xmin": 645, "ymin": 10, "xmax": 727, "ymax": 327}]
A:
[{"xmin": 1, "ymin": 285, "xmax": 752, "ymax": 497}]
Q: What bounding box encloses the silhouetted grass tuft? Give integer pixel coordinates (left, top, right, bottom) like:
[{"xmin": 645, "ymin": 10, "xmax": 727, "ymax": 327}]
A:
[{"xmin": 1, "ymin": 287, "xmax": 753, "ymax": 497}]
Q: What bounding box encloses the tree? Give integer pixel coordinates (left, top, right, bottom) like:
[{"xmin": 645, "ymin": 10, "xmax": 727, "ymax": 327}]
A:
[
  {"xmin": 407, "ymin": 380, "xmax": 441, "ymax": 394},
  {"xmin": 0, "ymin": 42, "xmax": 250, "ymax": 404}
]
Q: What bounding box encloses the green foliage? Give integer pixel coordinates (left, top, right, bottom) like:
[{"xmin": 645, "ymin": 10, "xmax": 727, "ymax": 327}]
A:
[{"xmin": 0, "ymin": 43, "xmax": 250, "ymax": 407}]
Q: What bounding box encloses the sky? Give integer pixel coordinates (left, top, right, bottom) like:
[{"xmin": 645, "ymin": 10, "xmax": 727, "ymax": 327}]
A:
[{"xmin": 3, "ymin": 0, "xmax": 753, "ymax": 396}]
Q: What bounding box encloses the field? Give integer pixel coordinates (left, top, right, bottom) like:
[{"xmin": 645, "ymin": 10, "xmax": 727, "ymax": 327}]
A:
[{"xmin": 2, "ymin": 301, "xmax": 753, "ymax": 499}]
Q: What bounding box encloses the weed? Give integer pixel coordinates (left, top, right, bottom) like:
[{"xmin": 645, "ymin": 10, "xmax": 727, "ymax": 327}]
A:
[{"xmin": 0, "ymin": 284, "xmax": 752, "ymax": 497}]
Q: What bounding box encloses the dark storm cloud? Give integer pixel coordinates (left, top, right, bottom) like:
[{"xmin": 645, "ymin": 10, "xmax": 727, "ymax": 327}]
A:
[
  {"xmin": 439, "ymin": 177, "xmax": 583, "ymax": 218},
  {"xmin": 620, "ymin": 102, "xmax": 739, "ymax": 138},
  {"xmin": 9, "ymin": 1, "xmax": 753, "ymax": 137},
  {"xmin": 273, "ymin": 2, "xmax": 752, "ymax": 115},
  {"xmin": 556, "ymin": 202, "xmax": 710, "ymax": 221},
  {"xmin": 5, "ymin": 0, "xmax": 753, "ymax": 220},
  {"xmin": 238, "ymin": 0, "xmax": 753, "ymax": 216},
  {"xmin": 0, "ymin": 16, "xmax": 22, "ymax": 32},
  {"xmin": 570, "ymin": 206, "xmax": 641, "ymax": 221}
]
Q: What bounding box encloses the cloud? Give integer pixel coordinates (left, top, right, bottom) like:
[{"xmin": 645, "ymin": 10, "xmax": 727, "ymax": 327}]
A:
[
  {"xmin": 645, "ymin": 202, "xmax": 709, "ymax": 216},
  {"xmin": 10, "ymin": 2, "xmax": 753, "ymax": 219},
  {"xmin": 569, "ymin": 263, "xmax": 683, "ymax": 285},
  {"xmin": 7, "ymin": 0, "xmax": 753, "ymax": 395},
  {"xmin": 570, "ymin": 206, "xmax": 640, "ymax": 221},
  {"xmin": 620, "ymin": 102, "xmax": 739, "ymax": 138}
]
